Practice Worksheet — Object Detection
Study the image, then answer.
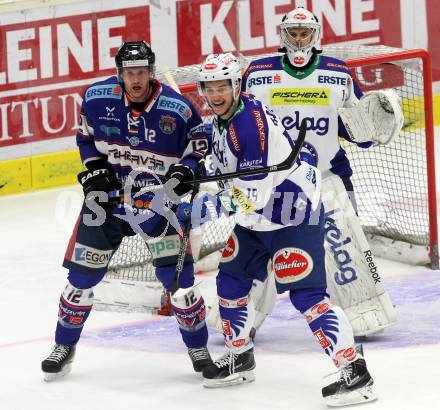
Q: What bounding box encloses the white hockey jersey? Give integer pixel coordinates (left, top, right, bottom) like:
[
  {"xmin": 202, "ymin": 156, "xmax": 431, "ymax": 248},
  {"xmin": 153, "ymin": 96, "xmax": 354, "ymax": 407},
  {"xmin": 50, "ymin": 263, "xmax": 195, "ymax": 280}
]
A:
[
  {"xmin": 242, "ymin": 55, "xmax": 372, "ymax": 177},
  {"xmin": 210, "ymin": 94, "xmax": 320, "ymax": 231}
]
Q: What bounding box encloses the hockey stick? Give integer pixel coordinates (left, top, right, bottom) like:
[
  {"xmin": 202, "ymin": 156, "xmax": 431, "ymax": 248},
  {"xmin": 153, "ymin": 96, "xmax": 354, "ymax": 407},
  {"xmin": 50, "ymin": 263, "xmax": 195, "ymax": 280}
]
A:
[
  {"xmin": 108, "ymin": 118, "xmax": 307, "ymax": 200},
  {"xmin": 171, "ymin": 182, "xmax": 200, "ymax": 295},
  {"xmin": 188, "ymin": 118, "xmax": 307, "ymax": 185},
  {"xmin": 162, "ymin": 65, "xmax": 181, "ymax": 93}
]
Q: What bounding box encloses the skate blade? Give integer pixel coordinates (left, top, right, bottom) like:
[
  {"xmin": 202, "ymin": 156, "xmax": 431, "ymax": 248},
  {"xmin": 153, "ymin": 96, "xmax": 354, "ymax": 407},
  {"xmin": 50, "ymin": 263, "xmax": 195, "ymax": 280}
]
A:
[
  {"xmin": 43, "ymin": 364, "xmax": 72, "ymax": 382},
  {"xmin": 325, "ymin": 383, "xmax": 377, "ymax": 407},
  {"xmin": 203, "ymin": 370, "xmax": 255, "ymax": 388}
]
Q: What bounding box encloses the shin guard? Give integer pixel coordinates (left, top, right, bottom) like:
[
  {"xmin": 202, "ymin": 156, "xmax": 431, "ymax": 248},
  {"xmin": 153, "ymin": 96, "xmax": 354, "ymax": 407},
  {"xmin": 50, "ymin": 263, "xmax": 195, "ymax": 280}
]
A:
[
  {"xmin": 171, "ymin": 285, "xmax": 208, "ymax": 348},
  {"xmin": 303, "ymin": 299, "xmax": 357, "ymax": 367},
  {"xmin": 55, "ymin": 283, "xmax": 94, "ymax": 346}
]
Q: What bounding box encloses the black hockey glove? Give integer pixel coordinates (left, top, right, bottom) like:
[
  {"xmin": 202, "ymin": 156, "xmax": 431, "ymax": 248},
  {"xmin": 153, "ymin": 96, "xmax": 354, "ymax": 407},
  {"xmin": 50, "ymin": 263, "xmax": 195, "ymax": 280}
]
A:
[
  {"xmin": 77, "ymin": 159, "xmax": 121, "ymax": 205},
  {"xmin": 164, "ymin": 163, "xmax": 195, "ymax": 196}
]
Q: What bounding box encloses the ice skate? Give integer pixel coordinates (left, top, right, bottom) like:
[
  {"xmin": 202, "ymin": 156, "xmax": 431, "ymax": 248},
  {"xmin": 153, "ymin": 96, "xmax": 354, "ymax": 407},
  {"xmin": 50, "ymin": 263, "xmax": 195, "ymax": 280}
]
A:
[
  {"xmin": 202, "ymin": 348, "xmax": 255, "ymax": 388},
  {"xmin": 322, "ymin": 356, "xmax": 376, "ymax": 407},
  {"xmin": 41, "ymin": 344, "xmax": 76, "ymax": 382},
  {"xmin": 188, "ymin": 346, "xmax": 213, "ymax": 372}
]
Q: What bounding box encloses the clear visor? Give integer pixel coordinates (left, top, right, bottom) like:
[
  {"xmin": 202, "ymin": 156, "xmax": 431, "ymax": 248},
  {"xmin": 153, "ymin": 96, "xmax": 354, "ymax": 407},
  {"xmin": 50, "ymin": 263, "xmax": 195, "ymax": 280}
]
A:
[
  {"xmin": 283, "ymin": 27, "xmax": 315, "ymax": 50},
  {"xmin": 201, "ymin": 82, "xmax": 234, "ymax": 97}
]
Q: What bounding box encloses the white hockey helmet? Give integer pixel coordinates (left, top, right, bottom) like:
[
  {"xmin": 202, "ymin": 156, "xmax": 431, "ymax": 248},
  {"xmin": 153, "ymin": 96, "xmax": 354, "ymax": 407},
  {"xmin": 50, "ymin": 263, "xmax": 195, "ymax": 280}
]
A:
[
  {"xmin": 279, "ymin": 7, "xmax": 322, "ymax": 67},
  {"xmin": 197, "ymin": 53, "xmax": 242, "ymax": 100}
]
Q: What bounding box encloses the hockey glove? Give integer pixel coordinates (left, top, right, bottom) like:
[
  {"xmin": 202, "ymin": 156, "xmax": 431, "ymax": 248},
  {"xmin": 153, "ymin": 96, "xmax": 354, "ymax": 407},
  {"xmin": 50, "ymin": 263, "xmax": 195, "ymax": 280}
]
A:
[
  {"xmin": 175, "ymin": 194, "xmax": 219, "ymax": 227},
  {"xmin": 77, "ymin": 159, "xmax": 121, "ymax": 206},
  {"xmin": 176, "ymin": 190, "xmax": 238, "ymax": 226},
  {"xmin": 165, "ymin": 163, "xmax": 195, "ymax": 196}
]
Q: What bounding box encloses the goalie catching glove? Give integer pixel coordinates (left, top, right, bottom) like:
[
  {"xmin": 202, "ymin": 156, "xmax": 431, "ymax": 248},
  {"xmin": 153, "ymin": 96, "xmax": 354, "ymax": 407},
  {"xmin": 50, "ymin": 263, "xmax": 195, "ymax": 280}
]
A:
[{"xmin": 338, "ymin": 88, "xmax": 404, "ymax": 145}]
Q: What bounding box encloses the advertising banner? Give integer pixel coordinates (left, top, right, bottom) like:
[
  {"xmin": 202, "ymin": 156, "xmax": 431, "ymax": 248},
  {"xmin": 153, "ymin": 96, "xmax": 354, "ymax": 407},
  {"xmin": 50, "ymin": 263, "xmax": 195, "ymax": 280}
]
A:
[{"xmin": 0, "ymin": 0, "xmax": 439, "ymax": 157}]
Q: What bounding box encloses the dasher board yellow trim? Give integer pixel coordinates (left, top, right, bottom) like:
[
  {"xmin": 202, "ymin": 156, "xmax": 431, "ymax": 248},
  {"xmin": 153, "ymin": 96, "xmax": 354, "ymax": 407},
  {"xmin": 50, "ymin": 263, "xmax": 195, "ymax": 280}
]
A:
[
  {"xmin": 0, "ymin": 93, "xmax": 439, "ymax": 196},
  {"xmin": 0, "ymin": 149, "xmax": 83, "ymax": 196}
]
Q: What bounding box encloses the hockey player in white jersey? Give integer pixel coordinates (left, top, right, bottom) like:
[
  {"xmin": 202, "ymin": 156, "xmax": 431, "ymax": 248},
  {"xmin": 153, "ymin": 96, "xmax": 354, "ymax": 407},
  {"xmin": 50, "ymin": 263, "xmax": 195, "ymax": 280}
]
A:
[
  {"xmin": 237, "ymin": 7, "xmax": 403, "ymax": 338},
  {"xmin": 177, "ymin": 52, "xmax": 376, "ymax": 406}
]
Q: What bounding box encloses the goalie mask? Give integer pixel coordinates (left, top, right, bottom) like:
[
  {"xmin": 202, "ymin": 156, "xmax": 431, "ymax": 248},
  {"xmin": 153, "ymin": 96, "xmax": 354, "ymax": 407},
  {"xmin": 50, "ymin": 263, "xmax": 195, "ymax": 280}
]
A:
[
  {"xmin": 279, "ymin": 7, "xmax": 322, "ymax": 68},
  {"xmin": 115, "ymin": 41, "xmax": 156, "ymax": 83},
  {"xmin": 197, "ymin": 53, "xmax": 242, "ymax": 102}
]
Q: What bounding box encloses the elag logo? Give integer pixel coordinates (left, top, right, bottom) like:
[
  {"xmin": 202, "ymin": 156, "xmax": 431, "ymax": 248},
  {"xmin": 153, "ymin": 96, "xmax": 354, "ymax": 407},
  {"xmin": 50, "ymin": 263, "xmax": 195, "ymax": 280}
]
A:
[
  {"xmin": 273, "ymin": 247, "xmax": 313, "ymax": 284},
  {"xmin": 281, "ymin": 112, "xmax": 329, "ymax": 136}
]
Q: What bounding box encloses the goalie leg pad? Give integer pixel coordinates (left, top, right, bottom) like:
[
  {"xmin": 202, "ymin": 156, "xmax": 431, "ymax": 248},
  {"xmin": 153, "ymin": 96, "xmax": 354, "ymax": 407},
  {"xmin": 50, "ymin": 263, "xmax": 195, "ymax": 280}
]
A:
[
  {"xmin": 55, "ymin": 282, "xmax": 94, "ymax": 346},
  {"xmin": 217, "ymin": 270, "xmax": 254, "ymax": 350},
  {"xmin": 322, "ymin": 174, "xmax": 397, "ymax": 336},
  {"xmin": 171, "ymin": 285, "xmax": 208, "ymax": 348},
  {"xmin": 251, "ymin": 272, "xmax": 277, "ymax": 331},
  {"xmin": 290, "ymin": 288, "xmax": 356, "ymax": 367}
]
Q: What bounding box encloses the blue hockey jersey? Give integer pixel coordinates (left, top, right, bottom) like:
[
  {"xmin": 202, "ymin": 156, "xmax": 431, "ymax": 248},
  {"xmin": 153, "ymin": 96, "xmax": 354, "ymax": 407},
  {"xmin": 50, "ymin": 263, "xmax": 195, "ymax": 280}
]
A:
[{"xmin": 76, "ymin": 76, "xmax": 208, "ymax": 188}]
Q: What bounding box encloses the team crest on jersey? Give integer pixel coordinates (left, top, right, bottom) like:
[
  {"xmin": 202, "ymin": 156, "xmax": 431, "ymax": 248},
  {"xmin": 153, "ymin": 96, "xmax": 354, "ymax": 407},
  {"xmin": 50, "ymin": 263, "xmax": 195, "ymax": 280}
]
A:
[
  {"xmin": 273, "ymin": 247, "xmax": 313, "ymax": 284},
  {"xmin": 221, "ymin": 232, "xmax": 239, "ymax": 263},
  {"xmin": 159, "ymin": 115, "xmax": 177, "ymax": 134}
]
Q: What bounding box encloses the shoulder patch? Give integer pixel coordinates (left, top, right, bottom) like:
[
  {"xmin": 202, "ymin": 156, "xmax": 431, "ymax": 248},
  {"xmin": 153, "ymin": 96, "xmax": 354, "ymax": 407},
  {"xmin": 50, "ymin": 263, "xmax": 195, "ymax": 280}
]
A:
[
  {"xmin": 247, "ymin": 63, "xmax": 275, "ymax": 72},
  {"xmin": 252, "ymin": 109, "xmax": 266, "ymax": 153},
  {"xmin": 157, "ymin": 95, "xmax": 192, "ymax": 122},
  {"xmin": 323, "ymin": 61, "xmax": 348, "ymax": 71},
  {"xmin": 85, "ymin": 84, "xmax": 122, "ymax": 102},
  {"xmin": 228, "ymin": 123, "xmax": 241, "ymax": 152}
]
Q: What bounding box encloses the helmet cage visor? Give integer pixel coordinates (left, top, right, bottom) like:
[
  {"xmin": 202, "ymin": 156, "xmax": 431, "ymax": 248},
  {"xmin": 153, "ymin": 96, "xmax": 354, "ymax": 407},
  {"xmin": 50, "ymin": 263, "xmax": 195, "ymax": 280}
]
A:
[{"xmin": 280, "ymin": 21, "xmax": 320, "ymax": 52}]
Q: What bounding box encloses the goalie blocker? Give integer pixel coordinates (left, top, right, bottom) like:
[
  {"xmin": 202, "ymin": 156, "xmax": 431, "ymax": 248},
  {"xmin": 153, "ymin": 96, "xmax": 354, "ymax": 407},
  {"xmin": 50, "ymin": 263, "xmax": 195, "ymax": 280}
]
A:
[{"xmin": 207, "ymin": 174, "xmax": 397, "ymax": 337}]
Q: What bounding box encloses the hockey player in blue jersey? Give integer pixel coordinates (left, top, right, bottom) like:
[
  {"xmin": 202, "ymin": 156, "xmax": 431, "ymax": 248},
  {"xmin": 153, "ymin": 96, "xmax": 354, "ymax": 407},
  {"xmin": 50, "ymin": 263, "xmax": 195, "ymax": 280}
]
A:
[
  {"xmin": 177, "ymin": 53, "xmax": 376, "ymax": 406},
  {"xmin": 41, "ymin": 41, "xmax": 212, "ymax": 380}
]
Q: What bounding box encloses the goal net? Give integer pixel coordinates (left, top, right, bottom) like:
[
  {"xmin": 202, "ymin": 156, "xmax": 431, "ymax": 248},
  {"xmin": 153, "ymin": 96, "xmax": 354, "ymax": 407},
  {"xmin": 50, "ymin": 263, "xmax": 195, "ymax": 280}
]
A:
[{"xmin": 93, "ymin": 45, "xmax": 437, "ymax": 314}]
